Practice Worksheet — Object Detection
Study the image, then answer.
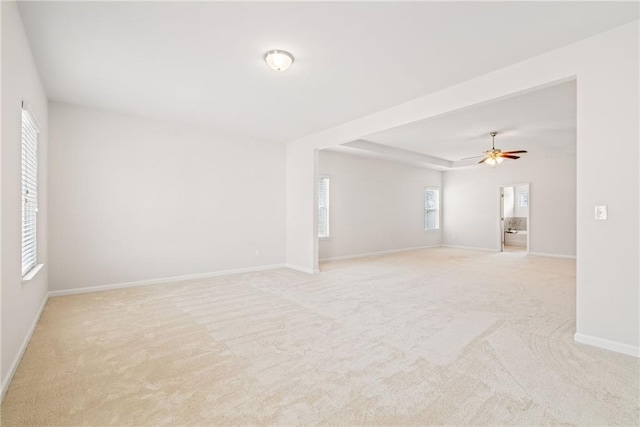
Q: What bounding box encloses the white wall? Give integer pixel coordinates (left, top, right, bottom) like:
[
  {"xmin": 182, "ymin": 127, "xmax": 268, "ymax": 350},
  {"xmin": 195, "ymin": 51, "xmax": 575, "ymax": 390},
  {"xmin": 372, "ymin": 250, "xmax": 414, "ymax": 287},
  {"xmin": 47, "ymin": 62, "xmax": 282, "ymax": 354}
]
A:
[
  {"xmin": 576, "ymin": 23, "xmax": 638, "ymax": 353},
  {"xmin": 286, "ymin": 144, "xmax": 318, "ymax": 273},
  {"xmin": 1, "ymin": 0, "xmax": 49, "ymax": 396},
  {"xmin": 48, "ymin": 102, "xmax": 286, "ymax": 291},
  {"xmin": 318, "ymin": 150, "xmax": 441, "ymax": 260},
  {"xmin": 286, "ymin": 21, "xmax": 639, "ymax": 356},
  {"xmin": 442, "ymin": 153, "xmax": 576, "ymax": 256}
]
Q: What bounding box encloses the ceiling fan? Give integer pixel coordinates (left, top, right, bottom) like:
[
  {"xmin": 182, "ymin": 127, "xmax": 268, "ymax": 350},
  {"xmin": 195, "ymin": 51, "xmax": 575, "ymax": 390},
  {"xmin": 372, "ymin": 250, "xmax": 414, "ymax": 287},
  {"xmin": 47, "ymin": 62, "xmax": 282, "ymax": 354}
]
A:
[{"xmin": 462, "ymin": 132, "xmax": 528, "ymax": 166}]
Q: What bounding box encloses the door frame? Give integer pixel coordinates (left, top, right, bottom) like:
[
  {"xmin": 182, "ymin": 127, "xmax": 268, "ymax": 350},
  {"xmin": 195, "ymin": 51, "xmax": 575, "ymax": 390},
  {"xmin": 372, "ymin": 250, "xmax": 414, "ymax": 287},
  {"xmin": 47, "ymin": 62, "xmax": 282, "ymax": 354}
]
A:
[{"xmin": 497, "ymin": 183, "xmax": 530, "ymax": 253}]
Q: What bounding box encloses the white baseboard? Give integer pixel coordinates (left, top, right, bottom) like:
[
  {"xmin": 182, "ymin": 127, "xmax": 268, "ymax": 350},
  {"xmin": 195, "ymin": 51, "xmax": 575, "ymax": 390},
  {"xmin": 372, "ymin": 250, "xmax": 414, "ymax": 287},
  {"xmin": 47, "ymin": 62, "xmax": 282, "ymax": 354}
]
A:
[
  {"xmin": 441, "ymin": 245, "xmax": 576, "ymax": 259},
  {"xmin": 1, "ymin": 294, "xmax": 48, "ymax": 402},
  {"xmin": 529, "ymin": 252, "xmax": 576, "ymax": 259},
  {"xmin": 285, "ymin": 263, "xmax": 319, "ymax": 274},
  {"xmin": 441, "ymin": 244, "xmax": 496, "ymax": 252},
  {"xmin": 320, "ymin": 245, "xmax": 441, "ymax": 263},
  {"xmin": 574, "ymin": 333, "xmax": 639, "ymax": 358},
  {"xmin": 48, "ymin": 264, "xmax": 286, "ymax": 297}
]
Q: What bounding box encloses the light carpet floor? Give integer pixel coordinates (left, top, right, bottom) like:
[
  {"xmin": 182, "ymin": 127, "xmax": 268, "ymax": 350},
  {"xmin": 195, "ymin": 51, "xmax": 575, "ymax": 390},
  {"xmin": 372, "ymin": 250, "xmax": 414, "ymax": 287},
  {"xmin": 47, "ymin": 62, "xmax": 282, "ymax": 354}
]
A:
[{"xmin": 1, "ymin": 248, "xmax": 638, "ymax": 426}]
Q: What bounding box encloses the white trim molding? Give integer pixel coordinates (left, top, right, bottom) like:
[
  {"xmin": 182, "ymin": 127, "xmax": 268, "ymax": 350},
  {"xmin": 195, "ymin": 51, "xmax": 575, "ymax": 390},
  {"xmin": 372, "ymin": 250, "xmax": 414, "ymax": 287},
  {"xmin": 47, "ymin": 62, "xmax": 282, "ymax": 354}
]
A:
[
  {"xmin": 48, "ymin": 264, "xmax": 286, "ymax": 297},
  {"xmin": 1, "ymin": 295, "xmax": 48, "ymax": 401},
  {"xmin": 21, "ymin": 263, "xmax": 45, "ymax": 284},
  {"xmin": 574, "ymin": 333, "xmax": 640, "ymax": 358},
  {"xmin": 529, "ymin": 252, "xmax": 576, "ymax": 259},
  {"xmin": 320, "ymin": 245, "xmax": 441, "ymax": 263},
  {"xmin": 21, "ymin": 101, "xmax": 42, "ymax": 132},
  {"xmin": 285, "ymin": 264, "xmax": 319, "ymax": 274},
  {"xmin": 440, "ymin": 244, "xmax": 496, "ymax": 252}
]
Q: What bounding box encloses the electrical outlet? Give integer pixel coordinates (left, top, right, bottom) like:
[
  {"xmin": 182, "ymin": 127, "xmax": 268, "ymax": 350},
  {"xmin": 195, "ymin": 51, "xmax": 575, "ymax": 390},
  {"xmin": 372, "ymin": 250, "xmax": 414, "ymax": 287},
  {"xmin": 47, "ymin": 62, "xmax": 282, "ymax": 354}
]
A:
[{"xmin": 595, "ymin": 205, "xmax": 607, "ymax": 220}]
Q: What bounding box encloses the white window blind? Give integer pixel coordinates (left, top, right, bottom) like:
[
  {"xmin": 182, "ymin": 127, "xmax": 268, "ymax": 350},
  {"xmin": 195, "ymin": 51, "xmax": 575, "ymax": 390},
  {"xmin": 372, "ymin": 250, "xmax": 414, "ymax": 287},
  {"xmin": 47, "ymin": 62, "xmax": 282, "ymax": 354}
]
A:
[
  {"xmin": 318, "ymin": 176, "xmax": 330, "ymax": 238},
  {"xmin": 21, "ymin": 106, "xmax": 39, "ymax": 276},
  {"xmin": 424, "ymin": 188, "xmax": 440, "ymax": 231}
]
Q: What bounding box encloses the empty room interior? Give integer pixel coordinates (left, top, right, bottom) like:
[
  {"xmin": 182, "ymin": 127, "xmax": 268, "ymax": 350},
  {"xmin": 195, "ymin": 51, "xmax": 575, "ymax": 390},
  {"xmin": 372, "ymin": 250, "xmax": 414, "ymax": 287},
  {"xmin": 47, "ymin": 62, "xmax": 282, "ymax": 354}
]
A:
[{"xmin": 1, "ymin": 1, "xmax": 639, "ymax": 425}]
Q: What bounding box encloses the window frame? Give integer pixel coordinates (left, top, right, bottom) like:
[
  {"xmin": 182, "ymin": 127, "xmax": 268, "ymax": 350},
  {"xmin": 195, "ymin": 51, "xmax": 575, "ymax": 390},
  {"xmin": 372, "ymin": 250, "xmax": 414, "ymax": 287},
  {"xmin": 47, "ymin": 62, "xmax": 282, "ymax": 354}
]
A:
[
  {"xmin": 424, "ymin": 187, "xmax": 440, "ymax": 231},
  {"xmin": 517, "ymin": 191, "xmax": 529, "ymax": 208},
  {"xmin": 21, "ymin": 102, "xmax": 40, "ymax": 278},
  {"xmin": 317, "ymin": 175, "xmax": 330, "ymax": 239}
]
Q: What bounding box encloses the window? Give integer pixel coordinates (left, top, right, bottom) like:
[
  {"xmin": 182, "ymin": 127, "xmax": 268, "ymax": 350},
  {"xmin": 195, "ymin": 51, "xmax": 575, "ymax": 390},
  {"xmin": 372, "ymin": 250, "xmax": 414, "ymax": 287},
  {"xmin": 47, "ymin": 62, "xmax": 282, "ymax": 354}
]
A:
[
  {"xmin": 21, "ymin": 105, "xmax": 39, "ymax": 276},
  {"xmin": 317, "ymin": 176, "xmax": 330, "ymax": 238},
  {"xmin": 424, "ymin": 188, "xmax": 439, "ymax": 230},
  {"xmin": 517, "ymin": 191, "xmax": 528, "ymax": 208}
]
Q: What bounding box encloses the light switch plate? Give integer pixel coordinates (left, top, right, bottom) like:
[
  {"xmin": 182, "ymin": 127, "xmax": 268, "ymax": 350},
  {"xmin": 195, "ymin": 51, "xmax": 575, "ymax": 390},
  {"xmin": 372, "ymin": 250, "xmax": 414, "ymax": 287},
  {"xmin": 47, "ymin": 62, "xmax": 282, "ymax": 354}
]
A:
[{"xmin": 595, "ymin": 205, "xmax": 608, "ymax": 220}]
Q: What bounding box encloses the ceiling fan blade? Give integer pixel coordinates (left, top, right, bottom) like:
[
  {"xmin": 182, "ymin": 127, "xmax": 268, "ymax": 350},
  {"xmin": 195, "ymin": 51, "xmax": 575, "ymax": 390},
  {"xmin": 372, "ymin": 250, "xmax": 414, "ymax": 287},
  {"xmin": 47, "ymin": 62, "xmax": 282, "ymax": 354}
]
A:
[
  {"xmin": 500, "ymin": 154, "xmax": 520, "ymax": 159},
  {"xmin": 478, "ymin": 157, "xmax": 490, "ymax": 164},
  {"xmin": 501, "ymin": 150, "xmax": 528, "ymax": 154},
  {"xmin": 461, "ymin": 155, "xmax": 485, "ymax": 160}
]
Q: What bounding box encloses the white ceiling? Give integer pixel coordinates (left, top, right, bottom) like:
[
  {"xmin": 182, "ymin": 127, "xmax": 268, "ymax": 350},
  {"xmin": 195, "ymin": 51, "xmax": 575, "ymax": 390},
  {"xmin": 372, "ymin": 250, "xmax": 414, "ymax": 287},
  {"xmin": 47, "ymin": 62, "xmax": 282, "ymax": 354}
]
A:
[
  {"xmin": 17, "ymin": 1, "xmax": 638, "ymax": 142},
  {"xmin": 359, "ymin": 80, "xmax": 577, "ymax": 165}
]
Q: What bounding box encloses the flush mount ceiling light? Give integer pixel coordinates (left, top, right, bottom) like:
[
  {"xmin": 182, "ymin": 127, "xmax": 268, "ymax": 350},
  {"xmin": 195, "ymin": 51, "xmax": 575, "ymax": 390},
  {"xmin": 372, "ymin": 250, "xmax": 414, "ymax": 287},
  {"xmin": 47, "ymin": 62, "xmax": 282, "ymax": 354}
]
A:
[{"xmin": 265, "ymin": 49, "xmax": 294, "ymax": 71}]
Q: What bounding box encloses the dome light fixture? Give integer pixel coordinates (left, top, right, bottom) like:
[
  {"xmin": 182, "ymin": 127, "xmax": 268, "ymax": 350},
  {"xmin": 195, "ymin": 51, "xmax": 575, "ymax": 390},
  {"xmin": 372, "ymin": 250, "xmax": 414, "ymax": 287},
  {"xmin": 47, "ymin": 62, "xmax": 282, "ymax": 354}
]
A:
[{"xmin": 265, "ymin": 49, "xmax": 294, "ymax": 71}]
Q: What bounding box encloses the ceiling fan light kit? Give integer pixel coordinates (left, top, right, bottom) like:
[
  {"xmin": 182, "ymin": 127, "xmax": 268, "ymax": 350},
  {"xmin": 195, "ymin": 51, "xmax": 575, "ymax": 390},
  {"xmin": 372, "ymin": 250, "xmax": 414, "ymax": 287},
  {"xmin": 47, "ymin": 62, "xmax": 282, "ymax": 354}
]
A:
[{"xmin": 475, "ymin": 131, "xmax": 528, "ymax": 167}]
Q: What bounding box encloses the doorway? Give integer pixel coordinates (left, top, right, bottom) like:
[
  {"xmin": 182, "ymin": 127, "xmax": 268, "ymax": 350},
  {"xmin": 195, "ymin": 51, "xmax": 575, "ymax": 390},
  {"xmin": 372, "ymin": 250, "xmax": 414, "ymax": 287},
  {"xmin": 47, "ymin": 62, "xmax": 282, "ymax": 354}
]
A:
[{"xmin": 500, "ymin": 184, "xmax": 529, "ymax": 253}]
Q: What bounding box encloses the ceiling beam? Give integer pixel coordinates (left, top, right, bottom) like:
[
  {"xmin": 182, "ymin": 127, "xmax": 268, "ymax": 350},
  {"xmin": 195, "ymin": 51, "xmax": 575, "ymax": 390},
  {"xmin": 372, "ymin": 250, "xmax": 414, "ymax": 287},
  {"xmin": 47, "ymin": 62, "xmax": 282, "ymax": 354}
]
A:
[{"xmin": 339, "ymin": 140, "xmax": 452, "ymax": 170}]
